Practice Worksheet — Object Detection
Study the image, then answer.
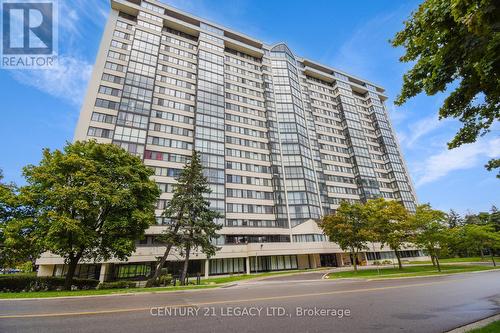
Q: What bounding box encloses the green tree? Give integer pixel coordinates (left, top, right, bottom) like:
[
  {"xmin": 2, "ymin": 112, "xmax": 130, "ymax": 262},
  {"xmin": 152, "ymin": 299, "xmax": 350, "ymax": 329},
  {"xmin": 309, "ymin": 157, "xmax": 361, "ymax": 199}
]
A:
[
  {"xmin": 0, "ymin": 169, "xmax": 38, "ymax": 269},
  {"xmin": 446, "ymin": 226, "xmax": 469, "ymax": 258},
  {"xmin": 2, "ymin": 217, "xmax": 42, "ymax": 270},
  {"xmin": 464, "ymin": 212, "xmax": 490, "ymax": 225},
  {"xmin": 148, "ymin": 151, "xmax": 221, "ymax": 286},
  {"xmin": 366, "ymin": 198, "xmax": 411, "ymax": 269},
  {"xmin": 319, "ymin": 201, "xmax": 373, "ymax": 271},
  {"xmin": 409, "ymin": 204, "xmax": 448, "ymax": 272},
  {"xmin": 0, "ymin": 169, "xmax": 10, "ymax": 222},
  {"xmin": 462, "ymin": 224, "xmax": 500, "ymax": 265},
  {"xmin": 177, "ymin": 195, "xmax": 222, "ymax": 284},
  {"xmin": 489, "ymin": 206, "xmax": 500, "ymax": 232},
  {"xmin": 19, "ymin": 141, "xmax": 159, "ymax": 289},
  {"xmin": 0, "ymin": 169, "xmax": 16, "ymax": 266},
  {"xmin": 392, "ymin": 0, "xmax": 500, "ymax": 176},
  {"xmin": 0, "ymin": 169, "xmax": 18, "ymax": 228},
  {"xmin": 447, "ymin": 209, "xmax": 464, "ymax": 228}
]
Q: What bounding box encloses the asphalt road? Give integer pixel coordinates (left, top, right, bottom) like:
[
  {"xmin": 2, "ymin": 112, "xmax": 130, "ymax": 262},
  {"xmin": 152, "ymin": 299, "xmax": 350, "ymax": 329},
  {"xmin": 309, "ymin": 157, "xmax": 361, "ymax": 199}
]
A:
[{"xmin": 1, "ymin": 270, "xmax": 499, "ymax": 333}]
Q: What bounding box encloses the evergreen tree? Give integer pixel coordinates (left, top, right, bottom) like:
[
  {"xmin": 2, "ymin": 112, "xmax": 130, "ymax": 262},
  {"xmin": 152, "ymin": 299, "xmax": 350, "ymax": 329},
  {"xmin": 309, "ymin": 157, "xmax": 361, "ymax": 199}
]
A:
[
  {"xmin": 447, "ymin": 209, "xmax": 463, "ymax": 228},
  {"xmin": 148, "ymin": 151, "xmax": 221, "ymax": 286},
  {"xmin": 489, "ymin": 206, "xmax": 500, "ymax": 232}
]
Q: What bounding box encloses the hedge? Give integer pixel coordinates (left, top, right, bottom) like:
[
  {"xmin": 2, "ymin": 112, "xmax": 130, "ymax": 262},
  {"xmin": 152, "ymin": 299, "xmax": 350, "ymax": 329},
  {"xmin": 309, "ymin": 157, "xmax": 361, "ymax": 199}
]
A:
[
  {"xmin": 0, "ymin": 275, "xmax": 99, "ymax": 292},
  {"xmin": 96, "ymin": 281, "xmax": 136, "ymax": 290}
]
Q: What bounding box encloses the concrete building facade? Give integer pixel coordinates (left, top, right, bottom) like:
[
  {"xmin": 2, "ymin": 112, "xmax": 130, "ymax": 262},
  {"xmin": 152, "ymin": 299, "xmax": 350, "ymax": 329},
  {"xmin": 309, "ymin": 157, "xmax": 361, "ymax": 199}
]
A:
[{"xmin": 37, "ymin": 0, "xmax": 425, "ymax": 281}]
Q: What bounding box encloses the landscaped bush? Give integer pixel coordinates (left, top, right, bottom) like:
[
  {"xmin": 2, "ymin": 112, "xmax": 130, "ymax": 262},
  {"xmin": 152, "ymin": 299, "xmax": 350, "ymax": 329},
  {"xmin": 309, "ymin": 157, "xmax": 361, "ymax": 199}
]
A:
[
  {"xmin": 158, "ymin": 274, "xmax": 172, "ymax": 286},
  {"xmin": 0, "ymin": 275, "xmax": 99, "ymax": 292},
  {"xmin": 97, "ymin": 281, "xmax": 136, "ymax": 290}
]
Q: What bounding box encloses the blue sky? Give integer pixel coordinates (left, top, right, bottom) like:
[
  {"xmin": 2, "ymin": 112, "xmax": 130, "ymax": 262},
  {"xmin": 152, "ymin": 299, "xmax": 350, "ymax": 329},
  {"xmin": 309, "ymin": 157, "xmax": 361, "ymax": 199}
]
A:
[{"xmin": 0, "ymin": 0, "xmax": 498, "ymax": 215}]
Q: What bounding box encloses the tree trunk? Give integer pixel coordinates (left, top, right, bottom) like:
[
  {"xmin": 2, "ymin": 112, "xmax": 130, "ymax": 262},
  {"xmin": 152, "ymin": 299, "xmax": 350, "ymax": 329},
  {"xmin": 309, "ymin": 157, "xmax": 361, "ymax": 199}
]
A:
[
  {"xmin": 480, "ymin": 248, "xmax": 484, "ymax": 261},
  {"xmin": 64, "ymin": 253, "xmax": 82, "ymax": 290},
  {"xmin": 180, "ymin": 243, "xmax": 191, "ymax": 285},
  {"xmin": 395, "ymin": 250, "xmax": 403, "ymax": 270},
  {"xmin": 146, "ymin": 242, "xmax": 174, "ymax": 287},
  {"xmin": 491, "ymin": 251, "xmax": 496, "ymax": 267},
  {"xmin": 31, "ymin": 259, "xmax": 37, "ymax": 273},
  {"xmin": 351, "ymin": 249, "xmax": 358, "ymax": 272},
  {"xmin": 428, "ymin": 248, "xmax": 436, "ymax": 267},
  {"xmin": 146, "ymin": 219, "xmax": 184, "ymax": 287},
  {"xmin": 435, "ymin": 253, "xmax": 441, "ymax": 272}
]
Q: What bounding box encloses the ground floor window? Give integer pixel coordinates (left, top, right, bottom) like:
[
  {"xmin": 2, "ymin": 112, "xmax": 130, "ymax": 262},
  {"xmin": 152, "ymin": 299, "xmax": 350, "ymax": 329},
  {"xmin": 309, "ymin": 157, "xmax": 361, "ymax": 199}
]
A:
[
  {"xmin": 366, "ymin": 250, "xmax": 424, "ymax": 260},
  {"xmin": 320, "ymin": 254, "xmax": 338, "ymax": 267},
  {"xmin": 163, "ymin": 260, "xmax": 202, "ymax": 276},
  {"xmin": 116, "ymin": 263, "xmax": 152, "ymax": 279},
  {"xmin": 209, "ymin": 258, "xmax": 245, "ymax": 275},
  {"xmin": 53, "ymin": 264, "xmax": 100, "ymax": 280},
  {"xmin": 250, "ymin": 255, "xmax": 298, "ymax": 273},
  {"xmin": 399, "ymin": 250, "xmax": 424, "ymax": 258}
]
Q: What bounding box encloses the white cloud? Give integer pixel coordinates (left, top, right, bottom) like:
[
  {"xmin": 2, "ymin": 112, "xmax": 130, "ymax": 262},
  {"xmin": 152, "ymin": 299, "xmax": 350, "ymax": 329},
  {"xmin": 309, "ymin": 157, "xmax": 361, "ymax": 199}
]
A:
[
  {"xmin": 59, "ymin": 4, "xmax": 80, "ymax": 35},
  {"xmin": 414, "ymin": 138, "xmax": 500, "ymax": 187},
  {"xmin": 10, "ymin": 56, "xmax": 93, "ymax": 106},
  {"xmin": 7, "ymin": 0, "xmax": 106, "ymax": 107},
  {"xmin": 324, "ymin": 7, "xmax": 406, "ymax": 80},
  {"xmin": 59, "ymin": 0, "xmax": 108, "ymax": 36},
  {"xmin": 405, "ymin": 114, "xmax": 447, "ymax": 147}
]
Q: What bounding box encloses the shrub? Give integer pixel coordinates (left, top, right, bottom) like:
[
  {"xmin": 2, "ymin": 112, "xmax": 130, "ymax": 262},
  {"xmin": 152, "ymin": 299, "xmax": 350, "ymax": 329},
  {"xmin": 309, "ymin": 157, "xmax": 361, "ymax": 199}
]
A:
[
  {"xmin": 17, "ymin": 262, "xmax": 34, "ymax": 273},
  {"xmin": 97, "ymin": 281, "xmax": 136, "ymax": 290},
  {"xmin": 0, "ymin": 275, "xmax": 99, "ymax": 292},
  {"xmin": 158, "ymin": 274, "xmax": 172, "ymax": 286},
  {"xmin": 382, "ymin": 260, "xmax": 393, "ymax": 265}
]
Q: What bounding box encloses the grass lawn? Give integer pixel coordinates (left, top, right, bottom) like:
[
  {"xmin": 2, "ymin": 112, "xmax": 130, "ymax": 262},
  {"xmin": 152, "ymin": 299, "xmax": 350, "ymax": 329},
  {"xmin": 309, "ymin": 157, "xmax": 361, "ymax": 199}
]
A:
[
  {"xmin": 200, "ymin": 268, "xmax": 328, "ymax": 285},
  {"xmin": 0, "ymin": 284, "xmax": 218, "ymax": 299},
  {"xmin": 0, "ymin": 268, "xmax": 327, "ymax": 299},
  {"xmin": 407, "ymin": 257, "xmax": 500, "ymax": 265},
  {"xmin": 467, "ymin": 320, "xmax": 500, "ymax": 333},
  {"xmin": 326, "ymin": 264, "xmax": 500, "ymax": 279}
]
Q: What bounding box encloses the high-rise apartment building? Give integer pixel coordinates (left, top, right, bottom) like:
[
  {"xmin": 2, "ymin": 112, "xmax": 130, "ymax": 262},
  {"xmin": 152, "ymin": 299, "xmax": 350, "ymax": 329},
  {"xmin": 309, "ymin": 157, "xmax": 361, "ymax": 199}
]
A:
[{"xmin": 37, "ymin": 0, "xmax": 424, "ymax": 281}]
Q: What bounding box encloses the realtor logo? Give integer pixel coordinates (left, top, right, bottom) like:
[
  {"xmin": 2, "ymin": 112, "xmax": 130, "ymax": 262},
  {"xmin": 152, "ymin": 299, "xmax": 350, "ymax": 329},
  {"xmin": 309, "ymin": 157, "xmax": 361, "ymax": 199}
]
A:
[{"xmin": 1, "ymin": 0, "xmax": 58, "ymax": 69}]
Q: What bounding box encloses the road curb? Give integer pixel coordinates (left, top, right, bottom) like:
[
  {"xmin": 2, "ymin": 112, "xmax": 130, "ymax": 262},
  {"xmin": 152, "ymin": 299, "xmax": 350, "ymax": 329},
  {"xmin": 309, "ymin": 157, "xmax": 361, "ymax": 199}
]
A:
[
  {"xmin": 321, "ymin": 266, "xmax": 500, "ymax": 282},
  {"xmin": 445, "ymin": 313, "xmax": 500, "ymax": 333},
  {"xmin": 236, "ymin": 268, "xmax": 331, "ymax": 284}
]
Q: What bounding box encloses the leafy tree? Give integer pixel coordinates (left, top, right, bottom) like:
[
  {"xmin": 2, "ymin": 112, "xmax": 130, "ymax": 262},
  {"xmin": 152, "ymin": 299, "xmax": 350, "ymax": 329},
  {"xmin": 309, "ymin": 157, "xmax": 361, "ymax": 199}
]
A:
[
  {"xmin": 0, "ymin": 169, "xmax": 9, "ymax": 221},
  {"xmin": 2, "ymin": 217, "xmax": 42, "ymax": 270},
  {"xmin": 148, "ymin": 151, "xmax": 221, "ymax": 286},
  {"xmin": 366, "ymin": 198, "xmax": 411, "ymax": 269},
  {"xmin": 0, "ymin": 170, "xmax": 37, "ymax": 268},
  {"xmin": 462, "ymin": 224, "xmax": 500, "ymax": 265},
  {"xmin": 392, "ymin": 0, "xmax": 500, "ymax": 176},
  {"xmin": 486, "ymin": 160, "xmax": 500, "ymax": 179},
  {"xmin": 319, "ymin": 201, "xmax": 373, "ymax": 271},
  {"xmin": 464, "ymin": 212, "xmax": 490, "ymax": 225},
  {"xmin": 0, "ymin": 169, "xmax": 15, "ymax": 267},
  {"xmin": 409, "ymin": 204, "xmax": 448, "ymax": 271},
  {"xmin": 0, "ymin": 169, "xmax": 17, "ymax": 227},
  {"xmin": 445, "ymin": 226, "xmax": 469, "ymax": 258},
  {"xmin": 19, "ymin": 141, "xmax": 159, "ymax": 289},
  {"xmin": 447, "ymin": 209, "xmax": 464, "ymax": 228}
]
